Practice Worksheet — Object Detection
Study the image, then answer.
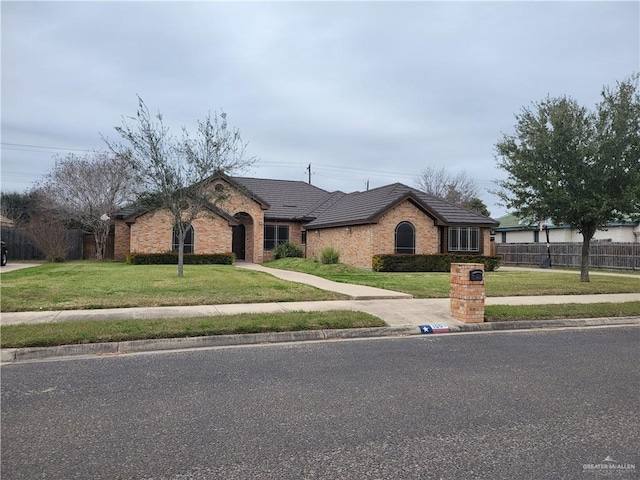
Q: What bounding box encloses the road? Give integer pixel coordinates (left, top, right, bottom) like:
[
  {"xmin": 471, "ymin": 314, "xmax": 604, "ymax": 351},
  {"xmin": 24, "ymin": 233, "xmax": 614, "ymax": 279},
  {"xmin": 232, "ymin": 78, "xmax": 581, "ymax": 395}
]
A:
[{"xmin": 2, "ymin": 327, "xmax": 638, "ymax": 479}]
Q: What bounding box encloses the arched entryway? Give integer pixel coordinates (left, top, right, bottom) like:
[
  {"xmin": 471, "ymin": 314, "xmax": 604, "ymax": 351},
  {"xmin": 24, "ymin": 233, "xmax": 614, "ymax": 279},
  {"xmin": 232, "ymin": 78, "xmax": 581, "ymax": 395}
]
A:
[{"xmin": 232, "ymin": 212, "xmax": 254, "ymax": 261}]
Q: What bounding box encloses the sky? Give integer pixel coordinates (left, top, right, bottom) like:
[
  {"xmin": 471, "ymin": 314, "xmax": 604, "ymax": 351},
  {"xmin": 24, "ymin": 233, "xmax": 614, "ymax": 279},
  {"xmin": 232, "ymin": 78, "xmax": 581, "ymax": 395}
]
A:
[{"xmin": 1, "ymin": 1, "xmax": 638, "ymax": 219}]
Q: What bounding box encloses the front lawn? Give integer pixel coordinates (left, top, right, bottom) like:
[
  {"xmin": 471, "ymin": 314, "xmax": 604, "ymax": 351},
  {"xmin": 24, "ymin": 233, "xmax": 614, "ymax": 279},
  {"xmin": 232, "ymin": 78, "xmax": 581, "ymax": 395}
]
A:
[
  {"xmin": 485, "ymin": 302, "xmax": 640, "ymax": 321},
  {"xmin": 0, "ymin": 262, "xmax": 346, "ymax": 312},
  {"xmin": 266, "ymin": 258, "xmax": 640, "ymax": 298},
  {"xmin": 0, "ymin": 310, "xmax": 385, "ymax": 348}
]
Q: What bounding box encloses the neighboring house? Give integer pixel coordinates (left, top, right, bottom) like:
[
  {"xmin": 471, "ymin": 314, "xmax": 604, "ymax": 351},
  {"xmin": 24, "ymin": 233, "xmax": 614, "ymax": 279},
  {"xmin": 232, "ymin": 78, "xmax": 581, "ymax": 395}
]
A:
[
  {"xmin": 493, "ymin": 214, "xmax": 640, "ymax": 244},
  {"xmin": 114, "ymin": 175, "xmax": 499, "ymax": 269}
]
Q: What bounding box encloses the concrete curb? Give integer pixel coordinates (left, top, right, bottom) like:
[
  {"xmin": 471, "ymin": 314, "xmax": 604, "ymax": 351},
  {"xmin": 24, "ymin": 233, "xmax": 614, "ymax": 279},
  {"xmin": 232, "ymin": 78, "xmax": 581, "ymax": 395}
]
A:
[
  {"xmin": 0, "ymin": 326, "xmax": 417, "ymax": 364},
  {"xmin": 451, "ymin": 316, "xmax": 640, "ymax": 332},
  {"xmin": 1, "ymin": 318, "xmax": 638, "ymax": 364}
]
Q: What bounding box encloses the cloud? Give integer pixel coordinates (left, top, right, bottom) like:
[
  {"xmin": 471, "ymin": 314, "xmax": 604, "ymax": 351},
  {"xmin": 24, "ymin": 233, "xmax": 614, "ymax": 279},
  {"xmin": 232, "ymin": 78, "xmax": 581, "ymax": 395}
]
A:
[{"xmin": 2, "ymin": 1, "xmax": 638, "ymax": 217}]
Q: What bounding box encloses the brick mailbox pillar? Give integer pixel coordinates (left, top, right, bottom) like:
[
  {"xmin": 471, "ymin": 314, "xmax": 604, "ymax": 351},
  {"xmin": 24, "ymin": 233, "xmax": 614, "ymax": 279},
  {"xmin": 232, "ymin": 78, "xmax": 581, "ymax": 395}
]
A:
[{"xmin": 450, "ymin": 263, "xmax": 485, "ymax": 323}]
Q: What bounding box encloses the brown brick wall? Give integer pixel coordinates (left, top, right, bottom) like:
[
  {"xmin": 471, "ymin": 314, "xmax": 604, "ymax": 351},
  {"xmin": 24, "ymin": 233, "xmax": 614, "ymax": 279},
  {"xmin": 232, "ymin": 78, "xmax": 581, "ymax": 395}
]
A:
[
  {"xmin": 129, "ymin": 210, "xmax": 174, "ymax": 253},
  {"xmin": 306, "ymin": 224, "xmax": 374, "ymax": 268},
  {"xmin": 306, "ymin": 200, "xmax": 441, "ymax": 269},
  {"xmin": 114, "ymin": 220, "xmax": 131, "ymax": 260},
  {"xmin": 121, "ymin": 179, "xmax": 267, "ymax": 261},
  {"xmin": 375, "ymin": 201, "xmax": 440, "ymax": 255}
]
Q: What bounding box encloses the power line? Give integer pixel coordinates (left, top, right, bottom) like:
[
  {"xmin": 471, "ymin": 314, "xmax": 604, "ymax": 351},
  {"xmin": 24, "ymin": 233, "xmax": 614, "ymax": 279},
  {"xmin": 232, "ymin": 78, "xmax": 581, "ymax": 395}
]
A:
[{"xmin": 0, "ymin": 142, "xmax": 95, "ymax": 153}]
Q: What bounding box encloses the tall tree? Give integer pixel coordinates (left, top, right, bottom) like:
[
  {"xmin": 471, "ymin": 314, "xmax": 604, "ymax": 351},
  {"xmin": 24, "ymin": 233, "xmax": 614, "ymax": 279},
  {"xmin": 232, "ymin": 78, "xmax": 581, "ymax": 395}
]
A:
[
  {"xmin": 416, "ymin": 166, "xmax": 480, "ymax": 205},
  {"xmin": 105, "ymin": 96, "xmax": 256, "ymax": 277},
  {"xmin": 494, "ymin": 75, "xmax": 640, "ymax": 281},
  {"xmin": 39, "ymin": 151, "xmax": 136, "ymax": 260}
]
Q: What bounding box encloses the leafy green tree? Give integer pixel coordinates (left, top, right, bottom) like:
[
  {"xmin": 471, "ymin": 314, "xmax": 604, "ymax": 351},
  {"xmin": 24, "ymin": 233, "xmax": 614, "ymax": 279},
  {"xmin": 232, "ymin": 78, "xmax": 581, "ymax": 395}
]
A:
[
  {"xmin": 494, "ymin": 75, "xmax": 640, "ymax": 281},
  {"xmin": 105, "ymin": 96, "xmax": 256, "ymax": 277},
  {"xmin": 464, "ymin": 197, "xmax": 490, "ymax": 217}
]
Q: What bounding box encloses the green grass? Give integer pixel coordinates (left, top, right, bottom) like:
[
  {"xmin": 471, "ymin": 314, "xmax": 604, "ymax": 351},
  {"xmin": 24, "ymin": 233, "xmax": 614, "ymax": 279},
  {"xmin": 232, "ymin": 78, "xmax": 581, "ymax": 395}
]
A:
[
  {"xmin": 485, "ymin": 302, "xmax": 640, "ymax": 321},
  {"xmin": 0, "ymin": 262, "xmax": 346, "ymax": 312},
  {"xmin": 0, "ymin": 311, "xmax": 386, "ymax": 348},
  {"xmin": 266, "ymin": 258, "xmax": 640, "ymax": 298}
]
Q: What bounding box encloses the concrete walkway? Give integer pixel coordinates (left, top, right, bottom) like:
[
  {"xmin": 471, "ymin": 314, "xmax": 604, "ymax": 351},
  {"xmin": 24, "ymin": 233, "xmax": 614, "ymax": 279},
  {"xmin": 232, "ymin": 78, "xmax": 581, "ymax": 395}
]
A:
[{"xmin": 235, "ymin": 262, "xmax": 413, "ymax": 299}]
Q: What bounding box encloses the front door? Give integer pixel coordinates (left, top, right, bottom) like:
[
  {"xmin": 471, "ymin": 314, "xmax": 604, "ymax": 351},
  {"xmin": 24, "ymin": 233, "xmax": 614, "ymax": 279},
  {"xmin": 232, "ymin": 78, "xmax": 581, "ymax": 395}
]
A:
[{"xmin": 232, "ymin": 224, "xmax": 246, "ymax": 260}]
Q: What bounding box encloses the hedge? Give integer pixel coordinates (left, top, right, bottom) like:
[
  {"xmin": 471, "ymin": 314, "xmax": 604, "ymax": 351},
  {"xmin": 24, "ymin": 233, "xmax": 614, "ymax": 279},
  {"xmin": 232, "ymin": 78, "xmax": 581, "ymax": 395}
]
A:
[
  {"xmin": 126, "ymin": 252, "xmax": 235, "ymax": 265},
  {"xmin": 372, "ymin": 254, "xmax": 500, "ymax": 272}
]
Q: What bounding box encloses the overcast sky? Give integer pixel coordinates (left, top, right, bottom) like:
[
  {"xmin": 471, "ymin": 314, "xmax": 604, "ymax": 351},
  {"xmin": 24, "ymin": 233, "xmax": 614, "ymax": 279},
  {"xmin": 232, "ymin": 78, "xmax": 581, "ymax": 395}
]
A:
[{"xmin": 2, "ymin": 1, "xmax": 638, "ymax": 218}]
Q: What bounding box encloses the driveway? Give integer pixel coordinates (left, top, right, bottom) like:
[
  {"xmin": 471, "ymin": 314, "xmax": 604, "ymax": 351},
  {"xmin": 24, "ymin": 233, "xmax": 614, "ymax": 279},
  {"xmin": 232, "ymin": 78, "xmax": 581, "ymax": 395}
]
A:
[{"xmin": 0, "ymin": 263, "xmax": 42, "ymax": 273}]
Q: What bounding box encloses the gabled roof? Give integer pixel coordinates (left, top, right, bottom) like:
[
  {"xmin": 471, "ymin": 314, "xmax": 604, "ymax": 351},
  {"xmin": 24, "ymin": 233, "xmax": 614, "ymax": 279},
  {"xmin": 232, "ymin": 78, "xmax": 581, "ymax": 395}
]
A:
[
  {"xmin": 304, "ymin": 183, "xmax": 498, "ymax": 229},
  {"xmin": 114, "ymin": 201, "xmax": 239, "ymax": 226},
  {"xmin": 231, "ymin": 177, "xmax": 332, "ymax": 221}
]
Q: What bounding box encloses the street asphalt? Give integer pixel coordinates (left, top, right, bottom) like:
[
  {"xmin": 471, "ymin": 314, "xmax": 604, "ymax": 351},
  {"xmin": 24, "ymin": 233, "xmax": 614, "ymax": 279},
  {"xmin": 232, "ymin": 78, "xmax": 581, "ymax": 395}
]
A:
[{"xmin": 1, "ymin": 262, "xmax": 638, "ymax": 363}]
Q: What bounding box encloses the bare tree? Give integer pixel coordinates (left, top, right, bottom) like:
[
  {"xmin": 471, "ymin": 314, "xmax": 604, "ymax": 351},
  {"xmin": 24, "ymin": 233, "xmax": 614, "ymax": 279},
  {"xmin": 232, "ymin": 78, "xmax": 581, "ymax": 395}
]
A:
[
  {"xmin": 23, "ymin": 189, "xmax": 70, "ymax": 262},
  {"xmin": 0, "ymin": 191, "xmax": 38, "ymax": 225},
  {"xmin": 39, "ymin": 151, "xmax": 136, "ymax": 260},
  {"xmin": 105, "ymin": 96, "xmax": 256, "ymax": 277},
  {"xmin": 416, "ymin": 166, "xmax": 480, "ymax": 206}
]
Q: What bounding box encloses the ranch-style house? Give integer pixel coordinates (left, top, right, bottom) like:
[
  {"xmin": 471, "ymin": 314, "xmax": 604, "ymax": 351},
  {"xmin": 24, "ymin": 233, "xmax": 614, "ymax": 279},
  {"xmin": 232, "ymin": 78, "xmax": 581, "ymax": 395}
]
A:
[{"xmin": 114, "ymin": 175, "xmax": 499, "ymax": 269}]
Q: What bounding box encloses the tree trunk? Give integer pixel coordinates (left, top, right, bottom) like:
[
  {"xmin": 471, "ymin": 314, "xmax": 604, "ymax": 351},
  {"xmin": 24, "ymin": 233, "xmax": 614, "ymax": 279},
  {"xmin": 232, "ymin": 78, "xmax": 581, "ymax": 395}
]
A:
[
  {"xmin": 94, "ymin": 228, "xmax": 108, "ymax": 261},
  {"xmin": 579, "ymin": 222, "xmax": 597, "ymax": 282},
  {"xmin": 178, "ymin": 236, "xmax": 184, "ymax": 278}
]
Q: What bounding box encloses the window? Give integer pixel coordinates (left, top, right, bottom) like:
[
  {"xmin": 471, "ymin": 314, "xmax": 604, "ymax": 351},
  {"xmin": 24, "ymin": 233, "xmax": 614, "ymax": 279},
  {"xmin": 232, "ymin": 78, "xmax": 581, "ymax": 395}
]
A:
[
  {"xmin": 264, "ymin": 225, "xmax": 289, "ymax": 250},
  {"xmin": 173, "ymin": 224, "xmax": 194, "ymax": 253},
  {"xmin": 449, "ymin": 227, "xmax": 480, "ymax": 252},
  {"xmin": 534, "ymin": 230, "xmax": 540, "ymax": 243},
  {"xmin": 501, "ymin": 232, "xmax": 507, "ymax": 243},
  {"xmin": 395, "ymin": 222, "xmax": 415, "ymax": 254},
  {"xmin": 301, "ymin": 231, "xmax": 307, "ymax": 245}
]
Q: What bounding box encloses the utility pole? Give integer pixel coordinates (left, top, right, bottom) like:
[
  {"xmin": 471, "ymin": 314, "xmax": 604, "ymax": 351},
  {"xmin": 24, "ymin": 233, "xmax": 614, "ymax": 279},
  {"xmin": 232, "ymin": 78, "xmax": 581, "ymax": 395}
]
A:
[{"xmin": 306, "ymin": 164, "xmax": 311, "ymax": 184}]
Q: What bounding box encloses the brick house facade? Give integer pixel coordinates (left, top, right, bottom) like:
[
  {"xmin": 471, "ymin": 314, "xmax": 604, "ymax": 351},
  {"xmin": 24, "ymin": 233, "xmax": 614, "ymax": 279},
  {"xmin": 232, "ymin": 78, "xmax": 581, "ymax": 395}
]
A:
[{"xmin": 114, "ymin": 176, "xmax": 498, "ymax": 268}]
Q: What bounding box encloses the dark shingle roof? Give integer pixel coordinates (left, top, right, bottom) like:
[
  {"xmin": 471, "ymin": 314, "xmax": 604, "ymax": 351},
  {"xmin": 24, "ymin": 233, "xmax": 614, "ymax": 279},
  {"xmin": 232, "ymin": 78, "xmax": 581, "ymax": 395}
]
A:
[
  {"xmin": 116, "ymin": 176, "xmax": 498, "ymax": 228},
  {"xmin": 231, "ymin": 177, "xmax": 331, "ymax": 220},
  {"xmin": 304, "ymin": 183, "xmax": 498, "ymax": 229}
]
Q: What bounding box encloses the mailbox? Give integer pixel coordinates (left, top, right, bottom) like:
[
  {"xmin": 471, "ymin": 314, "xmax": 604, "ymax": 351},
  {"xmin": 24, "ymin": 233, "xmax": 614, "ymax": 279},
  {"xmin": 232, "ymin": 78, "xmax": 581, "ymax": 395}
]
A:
[{"xmin": 469, "ymin": 269, "xmax": 483, "ymax": 281}]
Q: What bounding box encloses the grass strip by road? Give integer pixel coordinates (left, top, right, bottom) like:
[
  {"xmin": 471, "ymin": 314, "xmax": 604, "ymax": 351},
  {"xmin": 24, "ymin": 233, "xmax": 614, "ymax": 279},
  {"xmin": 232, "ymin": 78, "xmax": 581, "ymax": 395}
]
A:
[
  {"xmin": 266, "ymin": 258, "xmax": 640, "ymax": 298},
  {"xmin": 0, "ymin": 311, "xmax": 385, "ymax": 348},
  {"xmin": 485, "ymin": 301, "xmax": 640, "ymax": 321},
  {"xmin": 1, "ymin": 262, "xmax": 346, "ymax": 312}
]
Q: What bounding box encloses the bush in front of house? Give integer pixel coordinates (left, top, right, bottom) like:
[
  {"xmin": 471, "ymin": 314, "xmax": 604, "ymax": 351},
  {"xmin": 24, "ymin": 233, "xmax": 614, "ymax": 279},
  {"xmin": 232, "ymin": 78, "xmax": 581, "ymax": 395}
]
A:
[
  {"xmin": 126, "ymin": 252, "xmax": 235, "ymax": 265},
  {"xmin": 274, "ymin": 242, "xmax": 304, "ymax": 259},
  {"xmin": 372, "ymin": 254, "xmax": 500, "ymax": 272},
  {"xmin": 320, "ymin": 247, "xmax": 340, "ymax": 264}
]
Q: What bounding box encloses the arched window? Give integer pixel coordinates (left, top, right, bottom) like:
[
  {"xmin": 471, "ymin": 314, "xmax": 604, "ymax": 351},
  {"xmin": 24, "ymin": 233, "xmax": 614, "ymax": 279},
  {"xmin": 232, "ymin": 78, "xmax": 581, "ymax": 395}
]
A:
[
  {"xmin": 395, "ymin": 222, "xmax": 415, "ymax": 254},
  {"xmin": 172, "ymin": 224, "xmax": 194, "ymax": 254}
]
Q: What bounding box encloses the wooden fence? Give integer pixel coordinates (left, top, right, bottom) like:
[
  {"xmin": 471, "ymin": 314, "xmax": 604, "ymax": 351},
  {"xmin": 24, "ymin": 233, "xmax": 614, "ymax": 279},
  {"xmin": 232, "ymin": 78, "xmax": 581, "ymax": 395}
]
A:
[
  {"xmin": 1, "ymin": 227, "xmax": 84, "ymax": 261},
  {"xmin": 495, "ymin": 242, "xmax": 639, "ymax": 271}
]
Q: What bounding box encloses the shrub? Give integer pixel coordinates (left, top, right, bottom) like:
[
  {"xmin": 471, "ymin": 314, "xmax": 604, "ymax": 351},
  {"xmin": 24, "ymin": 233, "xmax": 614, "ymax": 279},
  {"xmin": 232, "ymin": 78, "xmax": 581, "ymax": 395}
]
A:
[
  {"xmin": 126, "ymin": 252, "xmax": 235, "ymax": 265},
  {"xmin": 372, "ymin": 254, "xmax": 500, "ymax": 272},
  {"xmin": 320, "ymin": 247, "xmax": 340, "ymax": 264},
  {"xmin": 273, "ymin": 242, "xmax": 304, "ymax": 259}
]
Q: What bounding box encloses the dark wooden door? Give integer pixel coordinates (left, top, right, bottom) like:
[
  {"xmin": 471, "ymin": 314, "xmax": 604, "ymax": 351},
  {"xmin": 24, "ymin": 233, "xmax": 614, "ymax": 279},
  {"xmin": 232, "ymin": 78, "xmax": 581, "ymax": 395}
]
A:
[{"xmin": 232, "ymin": 224, "xmax": 246, "ymax": 260}]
